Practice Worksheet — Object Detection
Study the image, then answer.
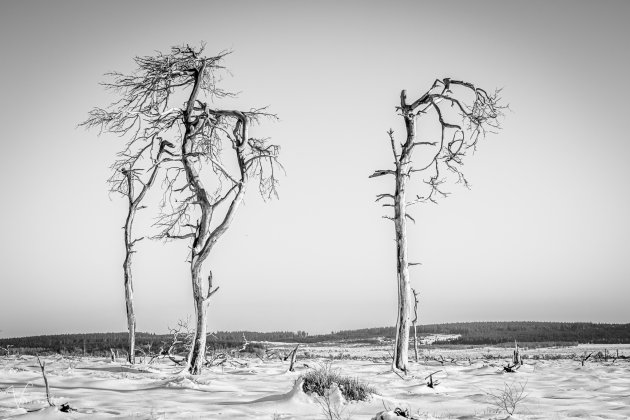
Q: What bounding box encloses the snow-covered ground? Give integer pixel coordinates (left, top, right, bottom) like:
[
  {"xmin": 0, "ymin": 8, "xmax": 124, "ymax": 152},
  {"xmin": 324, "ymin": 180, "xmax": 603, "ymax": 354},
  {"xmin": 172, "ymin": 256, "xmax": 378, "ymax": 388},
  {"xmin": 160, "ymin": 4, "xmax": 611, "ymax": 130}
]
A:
[{"xmin": 1, "ymin": 343, "xmax": 629, "ymax": 419}]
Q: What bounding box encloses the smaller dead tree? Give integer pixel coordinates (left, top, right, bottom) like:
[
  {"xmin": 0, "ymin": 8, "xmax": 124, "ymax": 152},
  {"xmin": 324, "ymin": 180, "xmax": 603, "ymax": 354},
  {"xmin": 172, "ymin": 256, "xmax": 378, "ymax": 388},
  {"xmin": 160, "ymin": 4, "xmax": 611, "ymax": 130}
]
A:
[
  {"xmin": 435, "ymin": 355, "xmax": 455, "ymax": 365},
  {"xmin": 503, "ymin": 362, "xmax": 521, "ymax": 373},
  {"xmin": 136, "ymin": 345, "xmax": 149, "ymax": 364},
  {"xmin": 205, "ymin": 348, "xmax": 228, "ymax": 368},
  {"xmin": 512, "ymin": 341, "xmax": 522, "ymax": 366},
  {"xmin": 425, "ymin": 370, "xmax": 442, "ymax": 388},
  {"xmin": 118, "ymin": 141, "xmax": 172, "ymax": 365},
  {"xmin": 610, "ymin": 349, "xmax": 619, "ymax": 364},
  {"xmin": 159, "ymin": 318, "xmax": 195, "ymax": 366},
  {"xmin": 287, "ymin": 344, "xmax": 300, "ymax": 372},
  {"xmin": 237, "ymin": 333, "xmax": 268, "ymax": 361},
  {"xmin": 82, "ymin": 62, "xmax": 178, "ymax": 364},
  {"xmin": 579, "ymin": 352, "xmax": 593, "ymax": 367},
  {"xmin": 36, "ymin": 356, "xmax": 54, "ymax": 407},
  {"xmin": 137, "ymin": 319, "xmax": 195, "ymax": 366}
]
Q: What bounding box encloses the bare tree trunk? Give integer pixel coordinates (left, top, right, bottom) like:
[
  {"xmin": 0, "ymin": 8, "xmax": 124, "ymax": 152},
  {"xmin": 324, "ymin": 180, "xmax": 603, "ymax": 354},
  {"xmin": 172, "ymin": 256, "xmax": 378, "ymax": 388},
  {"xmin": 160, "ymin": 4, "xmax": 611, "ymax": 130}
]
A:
[
  {"xmin": 393, "ymin": 169, "xmax": 411, "ymax": 372},
  {"xmin": 36, "ymin": 356, "xmax": 54, "ymax": 407},
  {"xmin": 123, "ymin": 179, "xmax": 137, "ymax": 365},
  {"xmin": 188, "ymin": 268, "xmax": 209, "ymax": 375},
  {"xmin": 119, "ymin": 152, "xmax": 166, "ymax": 366},
  {"xmin": 123, "ymin": 170, "xmax": 138, "ymax": 365},
  {"xmin": 124, "ymin": 276, "xmax": 136, "ymax": 365},
  {"xmin": 391, "ymin": 103, "xmax": 416, "ymax": 373},
  {"xmin": 123, "ymin": 253, "xmax": 136, "ymax": 365},
  {"xmin": 120, "ymin": 162, "xmax": 164, "ymax": 366},
  {"xmin": 181, "ymin": 79, "xmax": 249, "ymax": 374}
]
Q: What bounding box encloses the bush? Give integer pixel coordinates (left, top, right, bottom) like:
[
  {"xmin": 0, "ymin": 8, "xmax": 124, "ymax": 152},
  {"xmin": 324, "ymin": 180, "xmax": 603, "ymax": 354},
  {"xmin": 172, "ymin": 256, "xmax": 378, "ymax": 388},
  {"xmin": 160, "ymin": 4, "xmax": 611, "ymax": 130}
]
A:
[
  {"xmin": 486, "ymin": 380, "xmax": 528, "ymax": 416},
  {"xmin": 300, "ymin": 362, "xmax": 374, "ymax": 402}
]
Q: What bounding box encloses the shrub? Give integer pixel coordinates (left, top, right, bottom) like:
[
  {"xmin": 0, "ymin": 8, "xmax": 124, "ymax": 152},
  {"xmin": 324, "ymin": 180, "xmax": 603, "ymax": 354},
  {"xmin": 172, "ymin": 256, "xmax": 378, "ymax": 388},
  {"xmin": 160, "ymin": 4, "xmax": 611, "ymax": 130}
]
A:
[
  {"xmin": 300, "ymin": 362, "xmax": 374, "ymax": 402},
  {"xmin": 486, "ymin": 380, "xmax": 528, "ymax": 416}
]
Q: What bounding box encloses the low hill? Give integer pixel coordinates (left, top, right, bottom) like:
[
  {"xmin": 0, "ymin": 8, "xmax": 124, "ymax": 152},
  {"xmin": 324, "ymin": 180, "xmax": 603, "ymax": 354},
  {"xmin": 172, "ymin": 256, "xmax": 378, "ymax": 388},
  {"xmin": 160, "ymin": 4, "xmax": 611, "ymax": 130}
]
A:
[{"xmin": 1, "ymin": 322, "xmax": 628, "ymax": 355}]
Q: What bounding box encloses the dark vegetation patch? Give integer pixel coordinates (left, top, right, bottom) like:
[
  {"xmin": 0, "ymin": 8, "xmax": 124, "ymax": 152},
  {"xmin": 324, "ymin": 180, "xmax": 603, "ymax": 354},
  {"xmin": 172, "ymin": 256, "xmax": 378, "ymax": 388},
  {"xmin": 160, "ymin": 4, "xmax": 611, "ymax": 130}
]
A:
[{"xmin": 300, "ymin": 363, "xmax": 374, "ymax": 402}]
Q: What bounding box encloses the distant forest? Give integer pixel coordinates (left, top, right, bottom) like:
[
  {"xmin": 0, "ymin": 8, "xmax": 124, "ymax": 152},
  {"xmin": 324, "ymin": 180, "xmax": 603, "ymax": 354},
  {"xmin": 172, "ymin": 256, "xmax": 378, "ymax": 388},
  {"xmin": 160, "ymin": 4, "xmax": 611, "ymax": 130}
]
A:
[{"xmin": 1, "ymin": 322, "xmax": 628, "ymax": 355}]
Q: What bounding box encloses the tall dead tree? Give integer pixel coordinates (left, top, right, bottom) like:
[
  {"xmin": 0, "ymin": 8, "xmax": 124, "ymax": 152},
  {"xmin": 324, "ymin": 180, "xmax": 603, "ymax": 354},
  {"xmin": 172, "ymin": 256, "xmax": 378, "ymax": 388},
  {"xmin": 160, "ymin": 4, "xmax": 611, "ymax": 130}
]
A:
[
  {"xmin": 157, "ymin": 107, "xmax": 280, "ymax": 374},
  {"xmin": 83, "ymin": 45, "xmax": 281, "ymax": 374},
  {"xmin": 145, "ymin": 45, "xmax": 279, "ymax": 375},
  {"xmin": 370, "ymin": 78, "xmax": 503, "ymax": 373}
]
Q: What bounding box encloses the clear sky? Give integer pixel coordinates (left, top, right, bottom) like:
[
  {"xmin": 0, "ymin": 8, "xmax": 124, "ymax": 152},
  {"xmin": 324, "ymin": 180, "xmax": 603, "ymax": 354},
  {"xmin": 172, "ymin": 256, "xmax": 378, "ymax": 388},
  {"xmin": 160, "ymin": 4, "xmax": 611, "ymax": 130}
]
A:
[{"xmin": 1, "ymin": 1, "xmax": 629, "ymax": 338}]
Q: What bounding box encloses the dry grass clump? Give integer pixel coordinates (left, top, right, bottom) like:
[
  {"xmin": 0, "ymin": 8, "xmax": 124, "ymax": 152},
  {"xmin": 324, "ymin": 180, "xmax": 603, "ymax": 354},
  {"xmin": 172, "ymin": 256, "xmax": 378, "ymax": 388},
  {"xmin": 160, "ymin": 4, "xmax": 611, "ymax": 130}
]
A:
[{"xmin": 300, "ymin": 362, "xmax": 374, "ymax": 402}]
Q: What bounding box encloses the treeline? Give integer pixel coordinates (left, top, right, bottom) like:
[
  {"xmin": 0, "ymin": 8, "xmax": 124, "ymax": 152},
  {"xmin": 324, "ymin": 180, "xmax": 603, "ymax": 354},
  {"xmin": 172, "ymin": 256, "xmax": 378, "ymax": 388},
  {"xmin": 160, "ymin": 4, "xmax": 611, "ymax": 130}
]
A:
[
  {"xmin": 426, "ymin": 322, "xmax": 630, "ymax": 345},
  {"xmin": 211, "ymin": 328, "xmax": 395, "ymax": 344},
  {"xmin": 1, "ymin": 322, "xmax": 628, "ymax": 354},
  {"xmin": 0, "ymin": 332, "xmax": 163, "ymax": 356},
  {"xmin": 211, "ymin": 323, "xmax": 630, "ymax": 345}
]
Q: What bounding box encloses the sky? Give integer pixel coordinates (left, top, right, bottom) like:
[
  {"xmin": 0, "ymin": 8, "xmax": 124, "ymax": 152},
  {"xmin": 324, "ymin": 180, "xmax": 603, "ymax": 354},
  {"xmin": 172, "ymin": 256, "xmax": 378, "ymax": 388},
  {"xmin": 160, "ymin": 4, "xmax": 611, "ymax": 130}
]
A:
[{"xmin": 0, "ymin": 0, "xmax": 629, "ymax": 338}]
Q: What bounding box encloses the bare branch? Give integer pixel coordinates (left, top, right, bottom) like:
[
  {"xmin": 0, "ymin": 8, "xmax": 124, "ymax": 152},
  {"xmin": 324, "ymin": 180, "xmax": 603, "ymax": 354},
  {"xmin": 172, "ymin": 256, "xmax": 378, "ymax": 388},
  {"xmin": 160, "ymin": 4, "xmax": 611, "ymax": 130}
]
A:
[
  {"xmin": 376, "ymin": 193, "xmax": 395, "ymax": 202},
  {"xmin": 369, "ymin": 169, "xmax": 396, "ymax": 178},
  {"xmin": 388, "ymin": 129, "xmax": 399, "ymax": 160}
]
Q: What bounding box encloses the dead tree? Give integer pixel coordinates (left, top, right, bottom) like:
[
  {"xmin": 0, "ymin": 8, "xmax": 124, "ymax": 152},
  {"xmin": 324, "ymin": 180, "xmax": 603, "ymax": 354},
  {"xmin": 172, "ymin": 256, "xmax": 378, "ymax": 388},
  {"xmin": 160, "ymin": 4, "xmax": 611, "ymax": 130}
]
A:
[
  {"xmin": 146, "ymin": 45, "xmax": 281, "ymax": 375},
  {"xmin": 161, "ymin": 101, "xmax": 279, "ymax": 376},
  {"xmin": 503, "ymin": 362, "xmax": 520, "ymax": 373},
  {"xmin": 83, "ymin": 45, "xmax": 280, "ymax": 374},
  {"xmin": 425, "ymin": 370, "xmax": 442, "ymax": 388},
  {"xmin": 512, "ymin": 341, "xmax": 522, "ymax": 366},
  {"xmin": 150, "ymin": 318, "xmax": 194, "ymax": 366},
  {"xmin": 370, "ymin": 79, "xmax": 503, "ymax": 373},
  {"xmin": 287, "ymin": 344, "xmax": 300, "ymax": 372},
  {"xmin": 118, "ymin": 144, "xmax": 171, "ymax": 365},
  {"xmin": 36, "ymin": 356, "xmax": 54, "ymax": 407},
  {"xmin": 82, "ymin": 53, "xmax": 178, "ymax": 365}
]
